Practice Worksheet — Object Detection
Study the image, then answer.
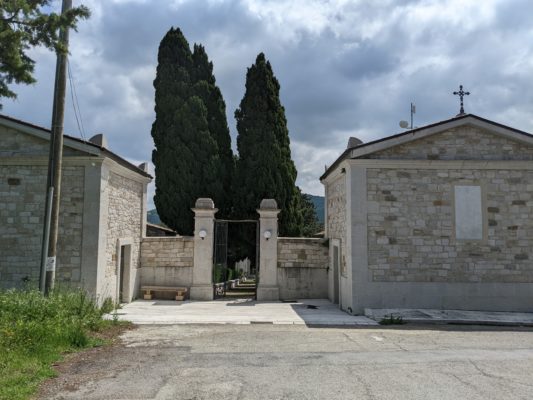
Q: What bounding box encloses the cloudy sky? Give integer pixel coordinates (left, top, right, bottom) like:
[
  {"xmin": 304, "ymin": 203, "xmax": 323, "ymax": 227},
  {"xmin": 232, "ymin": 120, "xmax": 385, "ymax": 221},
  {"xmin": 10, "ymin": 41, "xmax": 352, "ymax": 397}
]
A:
[{"xmin": 4, "ymin": 0, "xmax": 533, "ymax": 207}]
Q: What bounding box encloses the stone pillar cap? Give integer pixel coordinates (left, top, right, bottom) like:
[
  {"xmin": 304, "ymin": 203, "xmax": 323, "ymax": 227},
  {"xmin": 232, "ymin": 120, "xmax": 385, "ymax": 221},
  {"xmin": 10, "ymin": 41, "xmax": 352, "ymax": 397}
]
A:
[
  {"xmin": 259, "ymin": 199, "xmax": 278, "ymax": 210},
  {"xmin": 194, "ymin": 198, "xmax": 215, "ymax": 209}
]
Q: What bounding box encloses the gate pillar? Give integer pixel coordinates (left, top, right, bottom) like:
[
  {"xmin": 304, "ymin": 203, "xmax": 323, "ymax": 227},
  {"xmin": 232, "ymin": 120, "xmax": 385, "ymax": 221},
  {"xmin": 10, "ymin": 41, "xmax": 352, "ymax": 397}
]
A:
[
  {"xmin": 190, "ymin": 198, "xmax": 217, "ymax": 300},
  {"xmin": 257, "ymin": 199, "xmax": 280, "ymax": 301}
]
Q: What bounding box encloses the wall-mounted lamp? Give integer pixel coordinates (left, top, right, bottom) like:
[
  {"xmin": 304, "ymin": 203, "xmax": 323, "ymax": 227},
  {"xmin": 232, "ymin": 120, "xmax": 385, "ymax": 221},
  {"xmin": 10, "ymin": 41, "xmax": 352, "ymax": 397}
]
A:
[
  {"xmin": 263, "ymin": 230, "xmax": 272, "ymax": 240},
  {"xmin": 199, "ymin": 229, "xmax": 207, "ymax": 240}
]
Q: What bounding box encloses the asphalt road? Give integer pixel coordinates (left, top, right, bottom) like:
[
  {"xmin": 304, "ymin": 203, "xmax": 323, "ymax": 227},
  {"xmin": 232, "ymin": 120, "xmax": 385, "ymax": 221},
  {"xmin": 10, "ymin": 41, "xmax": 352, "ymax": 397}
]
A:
[{"xmin": 41, "ymin": 324, "xmax": 533, "ymax": 400}]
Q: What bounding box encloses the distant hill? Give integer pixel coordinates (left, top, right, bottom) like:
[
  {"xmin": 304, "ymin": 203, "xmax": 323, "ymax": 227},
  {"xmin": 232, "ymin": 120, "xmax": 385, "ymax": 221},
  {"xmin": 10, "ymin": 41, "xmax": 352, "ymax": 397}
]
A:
[
  {"xmin": 147, "ymin": 209, "xmax": 162, "ymax": 225},
  {"xmin": 307, "ymin": 194, "xmax": 324, "ymax": 224},
  {"xmin": 147, "ymin": 193, "xmax": 325, "ymax": 226}
]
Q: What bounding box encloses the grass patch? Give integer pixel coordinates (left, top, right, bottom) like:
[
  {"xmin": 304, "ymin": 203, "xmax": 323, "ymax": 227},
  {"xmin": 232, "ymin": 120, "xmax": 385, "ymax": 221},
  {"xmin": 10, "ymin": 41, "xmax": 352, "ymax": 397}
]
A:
[
  {"xmin": 0, "ymin": 289, "xmax": 124, "ymax": 400},
  {"xmin": 379, "ymin": 314, "xmax": 405, "ymax": 325}
]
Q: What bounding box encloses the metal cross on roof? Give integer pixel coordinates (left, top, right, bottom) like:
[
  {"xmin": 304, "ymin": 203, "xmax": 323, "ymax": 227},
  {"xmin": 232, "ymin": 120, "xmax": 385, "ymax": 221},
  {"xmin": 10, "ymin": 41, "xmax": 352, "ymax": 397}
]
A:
[{"xmin": 453, "ymin": 85, "xmax": 470, "ymax": 116}]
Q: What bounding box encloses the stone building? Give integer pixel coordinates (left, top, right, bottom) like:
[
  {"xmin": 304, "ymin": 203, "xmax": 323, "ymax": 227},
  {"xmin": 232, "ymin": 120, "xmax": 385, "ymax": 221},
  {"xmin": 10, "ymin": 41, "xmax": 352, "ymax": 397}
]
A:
[
  {"xmin": 0, "ymin": 115, "xmax": 151, "ymax": 303},
  {"xmin": 321, "ymin": 114, "xmax": 533, "ymax": 313}
]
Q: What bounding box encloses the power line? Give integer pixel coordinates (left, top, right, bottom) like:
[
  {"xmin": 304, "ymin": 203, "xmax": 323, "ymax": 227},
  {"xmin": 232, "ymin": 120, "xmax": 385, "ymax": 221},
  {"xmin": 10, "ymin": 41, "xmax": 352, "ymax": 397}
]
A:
[{"xmin": 67, "ymin": 59, "xmax": 86, "ymax": 141}]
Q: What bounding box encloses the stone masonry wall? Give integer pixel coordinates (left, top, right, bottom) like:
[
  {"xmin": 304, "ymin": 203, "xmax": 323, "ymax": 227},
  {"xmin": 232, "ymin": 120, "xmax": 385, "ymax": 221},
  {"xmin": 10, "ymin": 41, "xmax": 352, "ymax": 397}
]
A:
[
  {"xmin": 140, "ymin": 237, "xmax": 194, "ymax": 287},
  {"xmin": 277, "ymin": 238, "xmax": 329, "ymax": 299},
  {"xmin": 104, "ymin": 171, "xmax": 143, "ymax": 294},
  {"xmin": 367, "ymin": 168, "xmax": 533, "ymax": 283},
  {"xmin": 326, "ymin": 175, "xmax": 346, "ymax": 272},
  {"xmin": 1, "ymin": 127, "xmax": 88, "ymax": 158},
  {"xmin": 367, "ymin": 125, "xmax": 533, "ymax": 161},
  {"xmin": 0, "ymin": 165, "xmax": 84, "ymax": 288}
]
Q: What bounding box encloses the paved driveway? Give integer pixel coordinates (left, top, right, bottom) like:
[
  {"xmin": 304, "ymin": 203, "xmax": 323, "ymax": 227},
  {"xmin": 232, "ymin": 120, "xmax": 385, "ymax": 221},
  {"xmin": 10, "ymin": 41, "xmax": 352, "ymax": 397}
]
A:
[
  {"xmin": 112, "ymin": 299, "xmax": 377, "ymax": 325},
  {"xmin": 41, "ymin": 324, "xmax": 533, "ymax": 400}
]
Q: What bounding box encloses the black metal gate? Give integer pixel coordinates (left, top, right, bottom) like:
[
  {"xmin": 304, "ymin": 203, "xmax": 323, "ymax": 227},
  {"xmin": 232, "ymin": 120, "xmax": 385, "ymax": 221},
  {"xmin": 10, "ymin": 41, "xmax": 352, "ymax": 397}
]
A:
[
  {"xmin": 212, "ymin": 219, "xmax": 259, "ymax": 299},
  {"xmin": 213, "ymin": 221, "xmax": 229, "ymax": 298}
]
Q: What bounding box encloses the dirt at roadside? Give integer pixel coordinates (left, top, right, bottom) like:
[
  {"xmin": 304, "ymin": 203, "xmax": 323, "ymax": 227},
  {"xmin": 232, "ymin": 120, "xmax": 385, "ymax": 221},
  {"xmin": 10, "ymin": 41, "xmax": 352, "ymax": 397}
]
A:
[{"xmin": 36, "ymin": 324, "xmax": 136, "ymax": 399}]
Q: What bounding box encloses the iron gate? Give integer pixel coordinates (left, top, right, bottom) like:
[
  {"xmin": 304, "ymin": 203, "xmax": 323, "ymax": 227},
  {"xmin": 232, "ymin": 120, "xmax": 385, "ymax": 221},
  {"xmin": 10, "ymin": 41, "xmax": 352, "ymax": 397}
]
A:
[
  {"xmin": 212, "ymin": 219, "xmax": 260, "ymax": 299},
  {"xmin": 213, "ymin": 221, "xmax": 229, "ymax": 298}
]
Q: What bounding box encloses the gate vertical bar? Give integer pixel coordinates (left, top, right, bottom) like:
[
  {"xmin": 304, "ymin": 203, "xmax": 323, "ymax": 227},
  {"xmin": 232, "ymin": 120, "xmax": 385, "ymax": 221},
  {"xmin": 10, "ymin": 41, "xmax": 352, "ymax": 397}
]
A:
[
  {"xmin": 255, "ymin": 221, "xmax": 260, "ymax": 300},
  {"xmin": 213, "ymin": 220, "xmax": 228, "ymax": 299}
]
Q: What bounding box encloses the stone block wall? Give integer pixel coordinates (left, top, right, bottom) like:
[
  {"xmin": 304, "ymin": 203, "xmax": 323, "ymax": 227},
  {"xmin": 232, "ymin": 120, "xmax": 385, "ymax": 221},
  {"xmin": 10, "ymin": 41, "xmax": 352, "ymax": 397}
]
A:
[
  {"xmin": 56, "ymin": 166, "xmax": 85, "ymax": 282},
  {"xmin": 0, "ymin": 164, "xmax": 84, "ymax": 289},
  {"xmin": 1, "ymin": 127, "xmax": 85, "ymax": 158},
  {"xmin": 325, "ymin": 174, "xmax": 347, "ymax": 302},
  {"xmin": 106, "ymin": 172, "xmax": 143, "ymax": 273},
  {"xmin": 140, "ymin": 237, "xmax": 194, "ymax": 288},
  {"xmin": 102, "ymin": 171, "xmax": 144, "ymax": 299},
  {"xmin": 367, "ymin": 168, "xmax": 533, "ymax": 283},
  {"xmin": 368, "ymin": 126, "xmax": 533, "ymax": 161},
  {"xmin": 326, "ymin": 175, "xmax": 346, "ymax": 245},
  {"xmin": 277, "ymin": 238, "xmax": 329, "ymax": 299}
]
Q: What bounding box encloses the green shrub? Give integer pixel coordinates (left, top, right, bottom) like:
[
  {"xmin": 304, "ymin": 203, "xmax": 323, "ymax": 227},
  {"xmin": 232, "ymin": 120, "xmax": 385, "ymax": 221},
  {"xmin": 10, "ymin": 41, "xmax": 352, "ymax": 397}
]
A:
[
  {"xmin": 213, "ymin": 264, "xmax": 225, "ymax": 283},
  {"xmin": 100, "ymin": 297, "xmax": 116, "ymax": 314},
  {"xmin": 0, "ymin": 288, "xmax": 115, "ymax": 400}
]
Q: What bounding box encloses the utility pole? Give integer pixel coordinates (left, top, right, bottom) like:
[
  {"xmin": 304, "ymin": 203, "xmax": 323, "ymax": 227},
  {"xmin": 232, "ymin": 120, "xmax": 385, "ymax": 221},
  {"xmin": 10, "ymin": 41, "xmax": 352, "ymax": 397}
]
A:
[{"xmin": 39, "ymin": 0, "xmax": 72, "ymax": 295}]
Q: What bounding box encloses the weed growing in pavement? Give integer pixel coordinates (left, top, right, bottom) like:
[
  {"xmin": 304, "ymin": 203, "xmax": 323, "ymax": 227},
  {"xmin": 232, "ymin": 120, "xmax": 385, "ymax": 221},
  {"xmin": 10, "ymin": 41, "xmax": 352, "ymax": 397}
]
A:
[{"xmin": 379, "ymin": 314, "xmax": 405, "ymax": 325}]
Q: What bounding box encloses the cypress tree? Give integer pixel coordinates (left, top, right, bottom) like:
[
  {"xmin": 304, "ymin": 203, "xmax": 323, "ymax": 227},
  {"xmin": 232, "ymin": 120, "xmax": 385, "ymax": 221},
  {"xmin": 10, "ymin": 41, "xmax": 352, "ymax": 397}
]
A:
[
  {"xmin": 151, "ymin": 28, "xmax": 222, "ymax": 235},
  {"xmin": 191, "ymin": 44, "xmax": 234, "ymax": 216},
  {"xmin": 234, "ymin": 53, "xmax": 303, "ymax": 236}
]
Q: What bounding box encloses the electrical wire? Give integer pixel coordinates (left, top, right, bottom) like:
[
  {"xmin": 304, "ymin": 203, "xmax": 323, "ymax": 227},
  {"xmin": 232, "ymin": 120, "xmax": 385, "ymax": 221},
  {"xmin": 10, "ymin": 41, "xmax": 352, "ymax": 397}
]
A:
[{"xmin": 67, "ymin": 59, "xmax": 87, "ymax": 142}]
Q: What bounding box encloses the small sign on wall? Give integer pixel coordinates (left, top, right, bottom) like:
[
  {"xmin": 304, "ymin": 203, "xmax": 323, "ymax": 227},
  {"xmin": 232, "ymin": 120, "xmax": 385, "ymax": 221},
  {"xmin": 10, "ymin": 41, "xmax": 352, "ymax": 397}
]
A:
[{"xmin": 45, "ymin": 257, "xmax": 56, "ymax": 272}]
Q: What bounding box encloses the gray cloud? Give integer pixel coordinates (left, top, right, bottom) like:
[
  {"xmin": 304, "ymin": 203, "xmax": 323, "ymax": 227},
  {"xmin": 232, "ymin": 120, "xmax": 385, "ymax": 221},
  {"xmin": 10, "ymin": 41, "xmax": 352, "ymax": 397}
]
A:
[{"xmin": 4, "ymin": 0, "xmax": 533, "ymax": 205}]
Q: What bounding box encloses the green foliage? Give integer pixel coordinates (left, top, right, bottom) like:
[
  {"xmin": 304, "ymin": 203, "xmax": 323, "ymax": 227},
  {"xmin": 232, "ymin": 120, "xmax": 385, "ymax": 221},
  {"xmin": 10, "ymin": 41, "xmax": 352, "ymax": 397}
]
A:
[
  {"xmin": 213, "ymin": 264, "xmax": 225, "ymax": 283},
  {"xmin": 234, "ymin": 53, "xmax": 303, "ymax": 236},
  {"xmin": 151, "ymin": 28, "xmax": 233, "ymax": 234},
  {"xmin": 0, "ymin": 0, "xmax": 90, "ymax": 105},
  {"xmin": 0, "ymin": 288, "xmax": 115, "ymax": 400},
  {"xmin": 300, "ymin": 190, "xmax": 323, "ymax": 237},
  {"xmin": 192, "ymin": 44, "xmax": 234, "ymax": 216},
  {"xmin": 379, "ymin": 314, "xmax": 405, "ymax": 325},
  {"xmin": 307, "ymin": 194, "xmax": 325, "ymax": 224},
  {"xmin": 99, "ymin": 297, "xmax": 116, "ymax": 315}
]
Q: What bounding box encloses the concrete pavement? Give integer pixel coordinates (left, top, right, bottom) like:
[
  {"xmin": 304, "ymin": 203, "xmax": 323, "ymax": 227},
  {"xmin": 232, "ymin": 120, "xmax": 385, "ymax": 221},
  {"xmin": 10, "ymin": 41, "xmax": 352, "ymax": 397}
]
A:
[
  {"xmin": 111, "ymin": 298, "xmax": 378, "ymax": 326},
  {"xmin": 41, "ymin": 324, "xmax": 533, "ymax": 400}
]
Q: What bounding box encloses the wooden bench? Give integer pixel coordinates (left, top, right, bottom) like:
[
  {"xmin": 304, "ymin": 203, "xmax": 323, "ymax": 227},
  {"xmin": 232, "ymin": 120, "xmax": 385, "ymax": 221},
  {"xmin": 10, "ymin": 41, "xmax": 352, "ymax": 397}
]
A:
[{"xmin": 141, "ymin": 286, "xmax": 188, "ymax": 301}]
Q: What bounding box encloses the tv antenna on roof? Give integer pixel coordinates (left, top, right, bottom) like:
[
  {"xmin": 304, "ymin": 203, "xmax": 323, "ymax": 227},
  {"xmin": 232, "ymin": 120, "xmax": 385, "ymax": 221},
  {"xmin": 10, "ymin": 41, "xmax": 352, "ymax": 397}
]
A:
[{"xmin": 399, "ymin": 102, "xmax": 416, "ymax": 130}]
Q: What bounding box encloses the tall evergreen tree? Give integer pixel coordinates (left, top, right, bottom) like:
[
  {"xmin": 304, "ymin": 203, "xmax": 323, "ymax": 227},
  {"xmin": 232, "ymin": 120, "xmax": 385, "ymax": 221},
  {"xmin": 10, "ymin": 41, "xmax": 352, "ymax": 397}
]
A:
[
  {"xmin": 234, "ymin": 53, "xmax": 303, "ymax": 236},
  {"xmin": 151, "ymin": 28, "xmax": 223, "ymax": 235},
  {"xmin": 191, "ymin": 44, "xmax": 234, "ymax": 216},
  {"xmin": 299, "ymin": 191, "xmax": 322, "ymax": 237}
]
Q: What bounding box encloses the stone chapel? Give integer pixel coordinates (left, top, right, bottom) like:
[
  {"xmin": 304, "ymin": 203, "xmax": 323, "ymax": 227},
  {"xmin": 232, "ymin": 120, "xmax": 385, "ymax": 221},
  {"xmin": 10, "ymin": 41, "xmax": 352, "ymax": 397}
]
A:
[{"xmin": 321, "ymin": 114, "xmax": 533, "ymax": 314}]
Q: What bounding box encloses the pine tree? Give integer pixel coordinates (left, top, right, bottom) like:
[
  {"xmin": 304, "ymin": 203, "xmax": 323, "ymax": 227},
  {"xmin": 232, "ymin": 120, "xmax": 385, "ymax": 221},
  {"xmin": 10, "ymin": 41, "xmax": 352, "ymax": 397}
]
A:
[
  {"xmin": 234, "ymin": 53, "xmax": 303, "ymax": 236},
  {"xmin": 191, "ymin": 44, "xmax": 234, "ymax": 216},
  {"xmin": 151, "ymin": 28, "xmax": 222, "ymax": 235},
  {"xmin": 0, "ymin": 1, "xmax": 90, "ymax": 104}
]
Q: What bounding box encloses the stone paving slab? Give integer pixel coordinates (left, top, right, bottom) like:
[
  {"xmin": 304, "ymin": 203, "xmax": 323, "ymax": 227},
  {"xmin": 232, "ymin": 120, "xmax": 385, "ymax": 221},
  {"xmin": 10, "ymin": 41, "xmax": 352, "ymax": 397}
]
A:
[
  {"xmin": 109, "ymin": 298, "xmax": 378, "ymax": 326},
  {"xmin": 365, "ymin": 308, "xmax": 533, "ymax": 326}
]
